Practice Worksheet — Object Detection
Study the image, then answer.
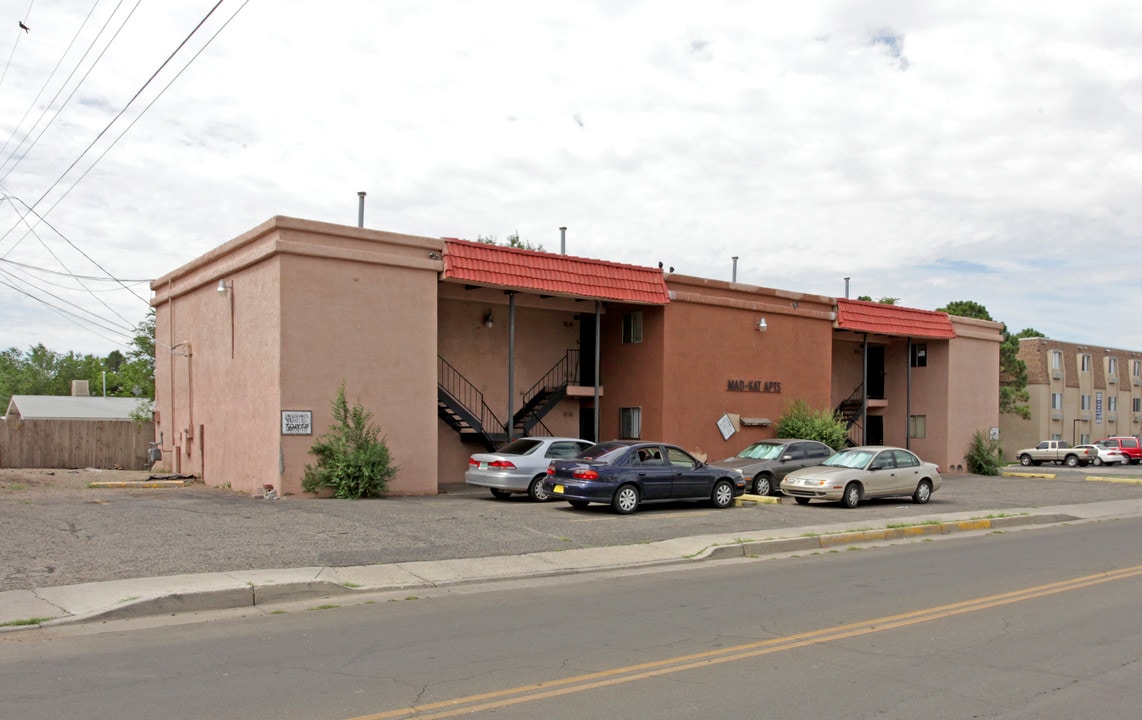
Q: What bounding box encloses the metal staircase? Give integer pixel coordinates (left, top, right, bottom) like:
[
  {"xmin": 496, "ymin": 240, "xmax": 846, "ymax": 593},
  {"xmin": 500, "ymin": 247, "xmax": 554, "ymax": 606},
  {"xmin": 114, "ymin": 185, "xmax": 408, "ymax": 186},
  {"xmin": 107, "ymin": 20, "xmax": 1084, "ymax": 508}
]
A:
[
  {"xmin": 512, "ymin": 350, "xmax": 579, "ymax": 437},
  {"xmin": 437, "ymin": 350, "xmax": 580, "ymax": 451},
  {"xmin": 836, "ymin": 383, "xmax": 865, "ymax": 446},
  {"xmin": 437, "ymin": 357, "xmax": 506, "ymax": 451}
]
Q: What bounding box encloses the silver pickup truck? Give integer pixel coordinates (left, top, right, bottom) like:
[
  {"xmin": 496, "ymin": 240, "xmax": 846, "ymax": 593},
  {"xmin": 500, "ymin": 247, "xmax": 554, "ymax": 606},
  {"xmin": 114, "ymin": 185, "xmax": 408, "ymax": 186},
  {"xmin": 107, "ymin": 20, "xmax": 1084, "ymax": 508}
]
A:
[{"xmin": 1015, "ymin": 440, "xmax": 1095, "ymax": 467}]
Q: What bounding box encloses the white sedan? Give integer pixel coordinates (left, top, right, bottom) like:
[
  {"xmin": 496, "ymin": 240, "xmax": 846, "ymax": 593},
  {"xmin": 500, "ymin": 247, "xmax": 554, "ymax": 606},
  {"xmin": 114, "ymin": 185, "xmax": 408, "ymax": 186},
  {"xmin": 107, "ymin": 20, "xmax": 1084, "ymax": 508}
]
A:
[
  {"xmin": 465, "ymin": 437, "xmax": 595, "ymax": 501},
  {"xmin": 780, "ymin": 446, "xmax": 942, "ymax": 508},
  {"xmin": 1076, "ymin": 443, "xmax": 1126, "ymax": 466}
]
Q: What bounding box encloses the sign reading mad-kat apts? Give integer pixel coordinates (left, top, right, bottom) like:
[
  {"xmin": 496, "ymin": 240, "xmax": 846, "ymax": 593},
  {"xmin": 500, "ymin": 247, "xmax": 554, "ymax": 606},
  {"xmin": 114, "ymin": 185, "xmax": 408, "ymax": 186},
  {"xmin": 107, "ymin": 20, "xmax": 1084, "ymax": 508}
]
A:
[
  {"xmin": 281, "ymin": 410, "xmax": 313, "ymax": 435},
  {"xmin": 726, "ymin": 379, "xmax": 781, "ymax": 393}
]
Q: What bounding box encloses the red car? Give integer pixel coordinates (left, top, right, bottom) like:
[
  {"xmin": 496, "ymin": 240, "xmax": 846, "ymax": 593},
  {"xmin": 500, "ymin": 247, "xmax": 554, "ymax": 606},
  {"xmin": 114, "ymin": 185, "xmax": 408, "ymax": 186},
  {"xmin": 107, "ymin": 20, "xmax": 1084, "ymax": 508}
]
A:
[{"xmin": 1096, "ymin": 437, "xmax": 1142, "ymax": 465}]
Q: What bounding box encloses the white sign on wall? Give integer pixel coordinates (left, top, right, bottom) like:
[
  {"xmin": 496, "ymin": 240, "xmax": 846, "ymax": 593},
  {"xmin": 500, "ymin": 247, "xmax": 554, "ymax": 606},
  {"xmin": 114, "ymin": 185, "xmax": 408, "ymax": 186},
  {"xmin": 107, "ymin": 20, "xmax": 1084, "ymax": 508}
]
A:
[
  {"xmin": 716, "ymin": 413, "xmax": 736, "ymax": 441},
  {"xmin": 281, "ymin": 410, "xmax": 313, "ymax": 435}
]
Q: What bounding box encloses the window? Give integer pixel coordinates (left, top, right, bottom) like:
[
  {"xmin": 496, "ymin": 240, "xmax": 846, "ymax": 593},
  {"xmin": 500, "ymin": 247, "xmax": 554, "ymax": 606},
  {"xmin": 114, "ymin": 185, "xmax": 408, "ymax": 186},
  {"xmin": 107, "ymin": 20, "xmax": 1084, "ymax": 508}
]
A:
[
  {"xmin": 1134, "ymin": 360, "xmax": 1141, "ymax": 378},
  {"xmin": 1108, "ymin": 396, "xmax": 1117, "ymax": 412},
  {"xmin": 1050, "ymin": 433, "xmax": 1062, "ymax": 441},
  {"xmin": 908, "ymin": 415, "xmax": 927, "ymax": 439},
  {"xmin": 666, "ymin": 447, "xmax": 696, "ymax": 468},
  {"xmin": 619, "ymin": 407, "xmax": 641, "ymax": 439},
  {"xmin": 1079, "ymin": 433, "xmax": 1090, "ymax": 445},
  {"xmin": 1081, "ymin": 354, "xmax": 1091, "ymax": 372},
  {"xmin": 622, "ymin": 312, "xmax": 643, "ymax": 344},
  {"xmin": 1134, "ymin": 398, "xmax": 1141, "ymax": 413},
  {"xmin": 1108, "ymin": 357, "xmax": 1118, "ymax": 375},
  {"xmin": 1081, "ymin": 394, "xmax": 1091, "ymax": 411},
  {"xmin": 1051, "ymin": 393, "xmax": 1062, "ymax": 410},
  {"xmin": 1052, "ymin": 351, "xmax": 1062, "ymax": 370},
  {"xmin": 910, "ymin": 343, "xmax": 927, "ymax": 368}
]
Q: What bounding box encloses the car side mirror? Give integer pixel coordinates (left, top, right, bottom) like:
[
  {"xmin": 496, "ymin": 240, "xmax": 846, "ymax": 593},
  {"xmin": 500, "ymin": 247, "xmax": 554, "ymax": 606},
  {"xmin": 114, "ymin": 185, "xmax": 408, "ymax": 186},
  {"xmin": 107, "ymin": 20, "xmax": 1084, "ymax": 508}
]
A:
[{"xmin": 781, "ymin": 454, "xmax": 793, "ymax": 461}]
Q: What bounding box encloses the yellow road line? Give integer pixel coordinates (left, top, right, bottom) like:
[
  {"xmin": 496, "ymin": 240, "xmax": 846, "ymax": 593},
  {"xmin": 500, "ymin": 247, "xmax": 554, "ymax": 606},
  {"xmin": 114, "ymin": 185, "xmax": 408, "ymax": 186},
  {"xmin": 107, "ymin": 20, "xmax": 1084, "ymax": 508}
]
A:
[{"xmin": 350, "ymin": 564, "xmax": 1142, "ymax": 720}]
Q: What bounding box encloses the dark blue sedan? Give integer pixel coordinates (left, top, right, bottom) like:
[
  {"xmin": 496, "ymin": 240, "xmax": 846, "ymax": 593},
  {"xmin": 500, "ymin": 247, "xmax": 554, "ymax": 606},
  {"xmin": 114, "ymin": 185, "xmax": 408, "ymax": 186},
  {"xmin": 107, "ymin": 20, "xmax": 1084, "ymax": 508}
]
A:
[{"xmin": 542, "ymin": 441, "xmax": 746, "ymax": 514}]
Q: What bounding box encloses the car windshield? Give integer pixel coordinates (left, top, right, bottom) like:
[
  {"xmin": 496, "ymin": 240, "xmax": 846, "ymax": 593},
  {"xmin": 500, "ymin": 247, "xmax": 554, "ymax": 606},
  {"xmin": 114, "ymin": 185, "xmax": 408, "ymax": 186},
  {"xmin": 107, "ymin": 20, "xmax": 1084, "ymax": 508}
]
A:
[
  {"xmin": 496, "ymin": 438, "xmax": 543, "ymax": 456},
  {"xmin": 736, "ymin": 443, "xmax": 784, "ymax": 460},
  {"xmin": 821, "ymin": 449, "xmax": 874, "ymax": 469}
]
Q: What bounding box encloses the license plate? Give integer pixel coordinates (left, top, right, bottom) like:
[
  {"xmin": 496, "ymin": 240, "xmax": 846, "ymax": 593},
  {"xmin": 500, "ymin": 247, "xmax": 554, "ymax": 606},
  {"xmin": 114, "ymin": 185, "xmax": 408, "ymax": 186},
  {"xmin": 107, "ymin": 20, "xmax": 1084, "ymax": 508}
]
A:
[
  {"xmin": 479, "ymin": 462, "xmax": 488, "ymax": 470},
  {"xmin": 553, "ymin": 484, "xmax": 564, "ymax": 494}
]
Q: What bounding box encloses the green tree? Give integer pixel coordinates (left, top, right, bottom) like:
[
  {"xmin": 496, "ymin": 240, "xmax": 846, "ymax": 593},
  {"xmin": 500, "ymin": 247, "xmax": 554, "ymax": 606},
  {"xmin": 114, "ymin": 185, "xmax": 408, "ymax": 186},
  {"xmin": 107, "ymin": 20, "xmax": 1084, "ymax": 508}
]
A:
[
  {"xmin": 478, "ymin": 231, "xmax": 545, "ymax": 251},
  {"xmin": 302, "ymin": 383, "xmax": 398, "ymax": 498},
  {"xmin": 938, "ymin": 300, "xmax": 1040, "ymax": 419},
  {"xmin": 775, "ymin": 399, "xmax": 849, "ymax": 450},
  {"xmin": 856, "ymin": 295, "xmax": 899, "ymax": 304}
]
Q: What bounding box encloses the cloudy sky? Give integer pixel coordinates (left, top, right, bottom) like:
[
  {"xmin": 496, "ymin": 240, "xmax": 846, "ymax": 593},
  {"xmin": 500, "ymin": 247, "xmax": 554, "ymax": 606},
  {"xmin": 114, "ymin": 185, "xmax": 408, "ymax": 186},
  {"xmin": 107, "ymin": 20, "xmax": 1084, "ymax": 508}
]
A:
[{"xmin": 1, "ymin": 0, "xmax": 1140, "ymax": 357}]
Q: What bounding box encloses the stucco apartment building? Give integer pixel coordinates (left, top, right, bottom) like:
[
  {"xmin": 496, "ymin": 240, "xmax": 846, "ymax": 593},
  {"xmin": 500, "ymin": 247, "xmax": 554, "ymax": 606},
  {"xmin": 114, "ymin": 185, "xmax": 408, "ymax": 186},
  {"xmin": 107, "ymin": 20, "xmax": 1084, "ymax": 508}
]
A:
[
  {"xmin": 151, "ymin": 216, "xmax": 1003, "ymax": 497},
  {"xmin": 1000, "ymin": 337, "xmax": 1142, "ymax": 455}
]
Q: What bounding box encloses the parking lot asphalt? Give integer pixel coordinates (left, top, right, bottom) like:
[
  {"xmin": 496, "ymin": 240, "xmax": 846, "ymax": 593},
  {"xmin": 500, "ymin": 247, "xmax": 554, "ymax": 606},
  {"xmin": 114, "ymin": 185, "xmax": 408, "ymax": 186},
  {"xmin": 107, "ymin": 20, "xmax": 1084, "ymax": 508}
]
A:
[{"xmin": 3, "ymin": 464, "xmax": 1142, "ymax": 627}]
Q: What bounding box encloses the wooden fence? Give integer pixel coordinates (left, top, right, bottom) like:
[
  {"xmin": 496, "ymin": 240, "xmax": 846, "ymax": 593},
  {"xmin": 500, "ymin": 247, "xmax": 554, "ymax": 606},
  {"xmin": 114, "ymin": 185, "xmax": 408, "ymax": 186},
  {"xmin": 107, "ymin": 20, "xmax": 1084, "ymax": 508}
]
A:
[{"xmin": 0, "ymin": 418, "xmax": 155, "ymax": 469}]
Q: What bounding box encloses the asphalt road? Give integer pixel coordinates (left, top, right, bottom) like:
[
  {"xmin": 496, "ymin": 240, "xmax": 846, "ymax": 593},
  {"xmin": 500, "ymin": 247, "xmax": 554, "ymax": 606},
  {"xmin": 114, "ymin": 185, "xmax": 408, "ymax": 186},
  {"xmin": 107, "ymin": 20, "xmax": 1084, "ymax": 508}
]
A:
[
  {"xmin": 2, "ymin": 464, "xmax": 1141, "ymax": 592},
  {"xmin": 2, "ymin": 515, "xmax": 1138, "ymax": 719}
]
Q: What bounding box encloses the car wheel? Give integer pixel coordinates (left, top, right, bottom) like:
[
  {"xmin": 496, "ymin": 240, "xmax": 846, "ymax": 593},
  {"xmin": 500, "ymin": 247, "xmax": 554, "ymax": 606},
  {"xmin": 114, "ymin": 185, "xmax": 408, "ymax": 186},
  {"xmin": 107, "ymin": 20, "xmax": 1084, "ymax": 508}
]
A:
[
  {"xmin": 528, "ymin": 475, "xmax": 551, "ymax": 502},
  {"xmin": 490, "ymin": 488, "xmax": 512, "ymax": 500},
  {"xmin": 841, "ymin": 482, "xmax": 861, "ymax": 509},
  {"xmin": 612, "ymin": 485, "xmax": 640, "ymax": 514},
  {"xmin": 752, "ymin": 474, "xmax": 773, "ymax": 496},
  {"xmin": 794, "ymin": 497, "xmax": 810, "ymax": 505},
  {"xmin": 912, "ymin": 480, "xmax": 932, "ymax": 504},
  {"xmin": 1064, "ymin": 455, "xmax": 1079, "ymax": 468},
  {"xmin": 1094, "ymin": 458, "xmax": 1103, "ymax": 466},
  {"xmin": 568, "ymin": 500, "xmax": 590, "ymax": 509},
  {"xmin": 711, "ymin": 480, "xmax": 735, "ymax": 509},
  {"xmin": 1019, "ymin": 454, "xmax": 1033, "ymax": 466}
]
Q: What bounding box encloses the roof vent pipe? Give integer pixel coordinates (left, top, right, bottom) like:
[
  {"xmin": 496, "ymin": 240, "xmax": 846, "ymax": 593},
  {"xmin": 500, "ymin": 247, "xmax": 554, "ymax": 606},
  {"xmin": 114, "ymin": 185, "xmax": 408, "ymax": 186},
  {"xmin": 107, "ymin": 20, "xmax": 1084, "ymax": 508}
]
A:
[
  {"xmin": 357, "ymin": 191, "xmax": 366, "ymax": 228},
  {"xmin": 732, "ymin": 256, "xmax": 739, "ymax": 283},
  {"xmin": 559, "ymin": 226, "xmax": 567, "ymax": 254},
  {"xmin": 844, "ymin": 276, "xmax": 850, "ymax": 299}
]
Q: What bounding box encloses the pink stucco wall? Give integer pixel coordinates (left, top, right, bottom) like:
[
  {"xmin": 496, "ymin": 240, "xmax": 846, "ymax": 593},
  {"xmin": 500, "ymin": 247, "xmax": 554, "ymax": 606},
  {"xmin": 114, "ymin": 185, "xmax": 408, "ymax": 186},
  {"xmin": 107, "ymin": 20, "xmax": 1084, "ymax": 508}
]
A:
[{"xmin": 153, "ymin": 217, "xmax": 442, "ymax": 496}]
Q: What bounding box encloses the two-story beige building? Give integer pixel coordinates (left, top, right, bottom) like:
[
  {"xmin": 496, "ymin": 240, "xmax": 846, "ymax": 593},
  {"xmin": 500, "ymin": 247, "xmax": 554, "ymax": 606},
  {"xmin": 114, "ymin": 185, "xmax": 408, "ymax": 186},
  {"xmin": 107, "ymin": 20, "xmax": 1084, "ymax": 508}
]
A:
[
  {"xmin": 150, "ymin": 216, "xmax": 1003, "ymax": 497},
  {"xmin": 1000, "ymin": 337, "xmax": 1142, "ymax": 456}
]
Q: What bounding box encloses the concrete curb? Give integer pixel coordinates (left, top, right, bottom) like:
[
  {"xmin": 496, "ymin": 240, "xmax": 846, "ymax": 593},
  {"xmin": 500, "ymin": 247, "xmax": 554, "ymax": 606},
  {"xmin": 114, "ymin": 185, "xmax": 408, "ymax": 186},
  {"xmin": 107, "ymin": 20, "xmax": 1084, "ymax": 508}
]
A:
[{"xmin": 3, "ymin": 498, "xmax": 1139, "ymax": 630}]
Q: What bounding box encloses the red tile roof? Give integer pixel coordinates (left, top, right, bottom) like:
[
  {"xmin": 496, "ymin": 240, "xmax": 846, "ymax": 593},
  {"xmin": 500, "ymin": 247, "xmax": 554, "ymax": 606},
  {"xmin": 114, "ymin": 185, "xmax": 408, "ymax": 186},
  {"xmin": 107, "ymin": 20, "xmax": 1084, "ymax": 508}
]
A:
[
  {"xmin": 441, "ymin": 239, "xmax": 670, "ymax": 305},
  {"xmin": 835, "ymin": 299, "xmax": 956, "ymax": 339}
]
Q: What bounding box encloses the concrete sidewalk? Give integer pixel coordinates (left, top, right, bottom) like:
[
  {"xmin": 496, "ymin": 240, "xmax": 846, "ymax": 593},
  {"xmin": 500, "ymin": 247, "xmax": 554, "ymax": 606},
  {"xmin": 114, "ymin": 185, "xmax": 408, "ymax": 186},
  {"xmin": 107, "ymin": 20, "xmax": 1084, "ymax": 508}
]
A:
[{"xmin": 4, "ymin": 497, "xmax": 1140, "ymax": 630}]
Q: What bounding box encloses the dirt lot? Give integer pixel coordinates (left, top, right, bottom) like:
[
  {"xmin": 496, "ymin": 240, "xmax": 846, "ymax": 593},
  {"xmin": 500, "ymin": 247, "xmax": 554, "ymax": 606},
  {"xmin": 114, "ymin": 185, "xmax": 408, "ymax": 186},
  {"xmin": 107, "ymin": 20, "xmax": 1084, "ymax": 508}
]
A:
[{"xmin": 0, "ymin": 467, "xmax": 198, "ymax": 499}]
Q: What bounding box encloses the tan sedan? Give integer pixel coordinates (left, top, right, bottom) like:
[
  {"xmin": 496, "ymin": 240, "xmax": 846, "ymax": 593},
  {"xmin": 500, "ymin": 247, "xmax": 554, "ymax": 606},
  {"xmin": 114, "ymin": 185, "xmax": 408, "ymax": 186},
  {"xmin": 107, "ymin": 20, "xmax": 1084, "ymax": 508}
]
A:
[{"xmin": 780, "ymin": 446, "xmax": 942, "ymax": 508}]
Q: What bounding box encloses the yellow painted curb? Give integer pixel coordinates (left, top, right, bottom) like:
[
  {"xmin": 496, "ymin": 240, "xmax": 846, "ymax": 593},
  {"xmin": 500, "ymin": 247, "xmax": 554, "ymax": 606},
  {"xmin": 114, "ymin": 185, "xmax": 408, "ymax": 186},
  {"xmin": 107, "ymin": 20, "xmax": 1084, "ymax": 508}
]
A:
[
  {"xmin": 1086, "ymin": 476, "xmax": 1142, "ymax": 485},
  {"xmin": 739, "ymin": 494, "xmax": 781, "ymax": 504},
  {"xmin": 1001, "ymin": 471, "xmax": 1057, "ymax": 479},
  {"xmin": 87, "ymin": 481, "xmax": 189, "ymax": 489}
]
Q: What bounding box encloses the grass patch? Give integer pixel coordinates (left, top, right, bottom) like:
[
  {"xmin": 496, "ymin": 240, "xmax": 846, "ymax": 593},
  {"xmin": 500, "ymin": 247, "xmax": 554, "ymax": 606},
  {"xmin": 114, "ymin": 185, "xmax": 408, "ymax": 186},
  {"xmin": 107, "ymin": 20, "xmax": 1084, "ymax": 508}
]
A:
[
  {"xmin": 341, "ymin": 582, "xmax": 361, "ymax": 589},
  {"xmin": 886, "ymin": 519, "xmax": 943, "ymax": 528},
  {"xmin": 0, "ymin": 617, "xmax": 55, "ymax": 627},
  {"xmin": 310, "ymin": 604, "xmax": 340, "ymax": 611},
  {"xmin": 118, "ymin": 596, "xmax": 140, "ymax": 604}
]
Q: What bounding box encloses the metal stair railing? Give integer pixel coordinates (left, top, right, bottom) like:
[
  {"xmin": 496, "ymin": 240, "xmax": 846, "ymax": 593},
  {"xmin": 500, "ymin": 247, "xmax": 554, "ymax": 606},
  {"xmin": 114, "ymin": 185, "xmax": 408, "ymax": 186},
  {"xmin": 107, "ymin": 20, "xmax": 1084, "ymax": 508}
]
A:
[
  {"xmin": 438, "ymin": 356, "xmax": 506, "ymax": 448},
  {"xmin": 514, "ymin": 349, "xmax": 579, "ymax": 435}
]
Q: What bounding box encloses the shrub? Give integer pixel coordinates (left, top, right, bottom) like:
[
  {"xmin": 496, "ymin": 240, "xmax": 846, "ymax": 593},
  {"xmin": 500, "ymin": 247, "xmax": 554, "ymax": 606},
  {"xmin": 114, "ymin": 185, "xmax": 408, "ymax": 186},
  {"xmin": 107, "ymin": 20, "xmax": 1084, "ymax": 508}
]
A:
[
  {"xmin": 775, "ymin": 399, "xmax": 848, "ymax": 450},
  {"xmin": 965, "ymin": 430, "xmax": 1004, "ymax": 475},
  {"xmin": 302, "ymin": 383, "xmax": 397, "ymax": 498}
]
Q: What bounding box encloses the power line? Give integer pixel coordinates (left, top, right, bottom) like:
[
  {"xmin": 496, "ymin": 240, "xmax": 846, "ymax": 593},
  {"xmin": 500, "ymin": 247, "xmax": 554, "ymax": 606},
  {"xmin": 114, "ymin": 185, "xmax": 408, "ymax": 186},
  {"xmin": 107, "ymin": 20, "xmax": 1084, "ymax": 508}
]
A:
[
  {"xmin": 0, "ymin": 1, "xmax": 139, "ymax": 182},
  {"xmin": 0, "ymin": 0, "xmax": 36, "ymax": 96},
  {"xmin": 0, "ymin": 256, "xmax": 151, "ymax": 283}
]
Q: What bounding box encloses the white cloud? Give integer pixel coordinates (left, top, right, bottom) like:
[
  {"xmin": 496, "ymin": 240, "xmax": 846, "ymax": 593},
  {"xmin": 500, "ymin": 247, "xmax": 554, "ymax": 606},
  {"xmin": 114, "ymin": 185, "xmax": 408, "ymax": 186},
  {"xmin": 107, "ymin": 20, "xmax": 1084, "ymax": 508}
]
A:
[{"xmin": 1, "ymin": 0, "xmax": 1140, "ymax": 355}]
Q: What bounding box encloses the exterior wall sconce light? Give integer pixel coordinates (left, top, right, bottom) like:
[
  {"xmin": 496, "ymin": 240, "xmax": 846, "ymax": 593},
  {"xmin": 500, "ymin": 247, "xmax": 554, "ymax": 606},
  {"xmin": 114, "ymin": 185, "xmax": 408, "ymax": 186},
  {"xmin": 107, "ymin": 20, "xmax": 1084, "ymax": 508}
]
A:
[
  {"xmin": 483, "ymin": 309, "xmax": 494, "ymax": 328},
  {"xmin": 217, "ymin": 280, "xmax": 232, "ymax": 295},
  {"xmin": 756, "ymin": 317, "xmax": 767, "ymax": 332}
]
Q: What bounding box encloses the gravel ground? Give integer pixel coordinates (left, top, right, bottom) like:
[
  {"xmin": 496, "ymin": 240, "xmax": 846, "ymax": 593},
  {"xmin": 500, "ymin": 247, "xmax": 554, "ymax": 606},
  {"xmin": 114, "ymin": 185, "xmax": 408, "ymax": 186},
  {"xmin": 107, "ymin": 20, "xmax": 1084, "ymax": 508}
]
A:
[{"xmin": 3, "ymin": 465, "xmax": 1142, "ymax": 593}]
